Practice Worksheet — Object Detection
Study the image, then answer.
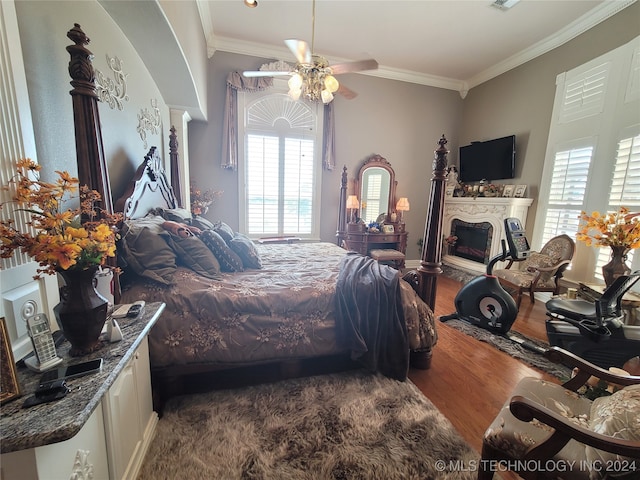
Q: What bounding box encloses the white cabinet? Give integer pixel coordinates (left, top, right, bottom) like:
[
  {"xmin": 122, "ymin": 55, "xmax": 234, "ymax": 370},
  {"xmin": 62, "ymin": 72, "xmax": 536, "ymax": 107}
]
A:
[{"xmin": 102, "ymin": 337, "xmax": 157, "ymax": 480}]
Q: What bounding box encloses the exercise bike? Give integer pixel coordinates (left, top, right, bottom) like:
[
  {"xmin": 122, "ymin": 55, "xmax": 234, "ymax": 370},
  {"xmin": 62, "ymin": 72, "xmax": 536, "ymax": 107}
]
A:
[{"xmin": 440, "ymin": 218, "xmax": 546, "ymax": 352}]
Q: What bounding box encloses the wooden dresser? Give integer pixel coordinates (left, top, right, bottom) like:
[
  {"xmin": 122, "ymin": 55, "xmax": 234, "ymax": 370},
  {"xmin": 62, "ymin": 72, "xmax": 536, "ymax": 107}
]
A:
[{"xmin": 343, "ymin": 231, "xmax": 408, "ymax": 259}]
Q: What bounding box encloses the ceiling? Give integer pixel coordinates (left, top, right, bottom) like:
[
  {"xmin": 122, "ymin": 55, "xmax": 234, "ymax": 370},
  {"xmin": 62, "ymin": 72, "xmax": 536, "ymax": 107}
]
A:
[{"xmin": 198, "ymin": 0, "xmax": 635, "ymax": 96}]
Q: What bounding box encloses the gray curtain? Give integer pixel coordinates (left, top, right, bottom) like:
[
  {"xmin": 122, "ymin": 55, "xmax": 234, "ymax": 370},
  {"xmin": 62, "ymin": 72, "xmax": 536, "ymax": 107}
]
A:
[{"xmin": 222, "ymin": 71, "xmax": 336, "ymax": 172}]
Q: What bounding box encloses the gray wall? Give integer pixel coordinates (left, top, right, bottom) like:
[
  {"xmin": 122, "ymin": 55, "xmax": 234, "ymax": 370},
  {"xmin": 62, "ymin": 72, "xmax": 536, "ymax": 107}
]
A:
[
  {"xmin": 189, "ymin": 51, "xmax": 463, "ymax": 260},
  {"xmin": 459, "ymin": 2, "xmax": 640, "ymax": 241}
]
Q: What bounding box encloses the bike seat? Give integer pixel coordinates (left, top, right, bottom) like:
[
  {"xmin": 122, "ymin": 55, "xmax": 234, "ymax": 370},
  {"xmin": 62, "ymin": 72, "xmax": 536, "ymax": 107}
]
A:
[{"xmin": 546, "ymin": 298, "xmax": 597, "ymax": 322}]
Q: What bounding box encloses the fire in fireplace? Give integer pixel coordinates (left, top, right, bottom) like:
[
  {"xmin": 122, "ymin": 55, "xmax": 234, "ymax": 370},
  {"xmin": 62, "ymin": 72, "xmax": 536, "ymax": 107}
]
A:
[{"xmin": 450, "ymin": 220, "xmax": 493, "ymax": 264}]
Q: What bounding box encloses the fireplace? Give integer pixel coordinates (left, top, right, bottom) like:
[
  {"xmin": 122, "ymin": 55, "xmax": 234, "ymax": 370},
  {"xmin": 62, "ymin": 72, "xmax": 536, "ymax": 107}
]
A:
[
  {"xmin": 442, "ymin": 197, "xmax": 533, "ymax": 273},
  {"xmin": 450, "ymin": 220, "xmax": 493, "ymax": 264}
]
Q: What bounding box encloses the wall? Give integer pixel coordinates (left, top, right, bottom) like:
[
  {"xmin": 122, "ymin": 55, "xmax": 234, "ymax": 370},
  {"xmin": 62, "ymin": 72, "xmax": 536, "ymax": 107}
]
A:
[
  {"xmin": 188, "ymin": 51, "xmax": 463, "ymax": 260},
  {"xmin": 459, "ymin": 1, "xmax": 640, "ymax": 244}
]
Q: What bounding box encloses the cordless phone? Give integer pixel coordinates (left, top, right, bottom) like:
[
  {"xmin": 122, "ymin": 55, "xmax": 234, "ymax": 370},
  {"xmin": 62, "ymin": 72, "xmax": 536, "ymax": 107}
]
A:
[{"xmin": 25, "ymin": 314, "xmax": 63, "ymax": 372}]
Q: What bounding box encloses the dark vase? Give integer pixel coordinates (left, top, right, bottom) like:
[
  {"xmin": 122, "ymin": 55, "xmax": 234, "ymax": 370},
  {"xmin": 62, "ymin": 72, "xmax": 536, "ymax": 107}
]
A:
[
  {"xmin": 54, "ymin": 266, "xmax": 108, "ymax": 356},
  {"xmin": 602, "ymin": 246, "xmax": 631, "ymax": 288}
]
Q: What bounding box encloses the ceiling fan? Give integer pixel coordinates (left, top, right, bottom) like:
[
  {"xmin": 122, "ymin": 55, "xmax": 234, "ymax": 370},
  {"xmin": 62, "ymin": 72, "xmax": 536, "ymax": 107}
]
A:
[{"xmin": 242, "ymin": 0, "xmax": 378, "ymax": 104}]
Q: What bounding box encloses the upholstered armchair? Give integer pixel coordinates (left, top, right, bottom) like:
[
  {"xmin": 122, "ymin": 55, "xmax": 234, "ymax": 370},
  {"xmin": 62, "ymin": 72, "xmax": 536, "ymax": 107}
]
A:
[
  {"xmin": 479, "ymin": 347, "xmax": 640, "ymax": 480},
  {"xmin": 493, "ymin": 234, "xmax": 575, "ymax": 307}
]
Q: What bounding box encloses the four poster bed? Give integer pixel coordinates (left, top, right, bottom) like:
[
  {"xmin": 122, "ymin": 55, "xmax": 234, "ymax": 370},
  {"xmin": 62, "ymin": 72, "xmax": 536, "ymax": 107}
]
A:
[{"xmin": 66, "ymin": 24, "xmax": 449, "ymax": 400}]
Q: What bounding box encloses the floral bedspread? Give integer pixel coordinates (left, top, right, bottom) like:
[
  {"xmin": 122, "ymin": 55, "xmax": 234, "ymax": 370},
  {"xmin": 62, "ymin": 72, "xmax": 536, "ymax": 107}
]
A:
[{"xmin": 120, "ymin": 242, "xmax": 437, "ymax": 369}]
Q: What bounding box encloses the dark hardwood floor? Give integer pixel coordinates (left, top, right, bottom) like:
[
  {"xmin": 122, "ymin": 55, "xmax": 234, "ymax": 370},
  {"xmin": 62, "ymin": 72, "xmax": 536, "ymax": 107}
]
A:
[{"xmin": 409, "ymin": 274, "xmax": 556, "ymax": 480}]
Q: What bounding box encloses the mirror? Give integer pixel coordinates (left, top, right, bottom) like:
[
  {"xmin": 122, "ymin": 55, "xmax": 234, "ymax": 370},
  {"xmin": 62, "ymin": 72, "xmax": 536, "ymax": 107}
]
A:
[{"xmin": 357, "ymin": 154, "xmax": 397, "ymax": 224}]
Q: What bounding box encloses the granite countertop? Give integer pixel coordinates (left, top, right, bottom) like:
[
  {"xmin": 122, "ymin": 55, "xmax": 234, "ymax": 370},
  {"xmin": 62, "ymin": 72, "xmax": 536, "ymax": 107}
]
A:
[{"xmin": 0, "ymin": 302, "xmax": 165, "ymax": 454}]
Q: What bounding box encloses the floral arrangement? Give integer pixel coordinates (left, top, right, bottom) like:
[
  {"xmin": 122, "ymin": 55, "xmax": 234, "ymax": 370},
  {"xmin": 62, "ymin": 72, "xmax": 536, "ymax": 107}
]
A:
[
  {"xmin": 190, "ymin": 180, "xmax": 222, "ymax": 216},
  {"xmin": 445, "ymin": 235, "xmax": 458, "ymax": 246},
  {"xmin": 483, "ymin": 184, "xmax": 501, "ymax": 196},
  {"xmin": 367, "ymin": 221, "xmax": 381, "ymax": 233},
  {"xmin": 576, "ymin": 207, "xmax": 640, "ymax": 250},
  {"xmin": 0, "ymin": 159, "xmax": 121, "ymax": 278}
]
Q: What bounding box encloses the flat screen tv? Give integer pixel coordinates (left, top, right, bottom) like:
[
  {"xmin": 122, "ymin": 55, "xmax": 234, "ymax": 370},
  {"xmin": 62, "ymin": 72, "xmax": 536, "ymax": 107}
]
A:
[{"xmin": 459, "ymin": 135, "xmax": 515, "ymax": 183}]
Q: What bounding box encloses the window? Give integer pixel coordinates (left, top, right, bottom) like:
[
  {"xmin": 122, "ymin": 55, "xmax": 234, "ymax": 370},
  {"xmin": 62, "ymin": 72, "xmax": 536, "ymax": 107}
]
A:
[
  {"xmin": 535, "ymin": 37, "xmax": 640, "ymax": 283},
  {"xmin": 238, "ymin": 89, "xmax": 323, "ymax": 239}
]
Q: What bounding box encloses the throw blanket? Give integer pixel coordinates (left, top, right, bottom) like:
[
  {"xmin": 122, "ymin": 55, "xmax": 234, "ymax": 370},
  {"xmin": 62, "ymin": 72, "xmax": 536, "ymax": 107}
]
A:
[{"xmin": 335, "ymin": 252, "xmax": 409, "ymax": 380}]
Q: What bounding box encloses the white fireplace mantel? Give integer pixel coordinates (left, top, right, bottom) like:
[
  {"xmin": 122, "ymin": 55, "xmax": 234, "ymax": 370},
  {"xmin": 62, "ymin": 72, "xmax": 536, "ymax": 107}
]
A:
[{"xmin": 443, "ymin": 196, "xmax": 534, "ymax": 273}]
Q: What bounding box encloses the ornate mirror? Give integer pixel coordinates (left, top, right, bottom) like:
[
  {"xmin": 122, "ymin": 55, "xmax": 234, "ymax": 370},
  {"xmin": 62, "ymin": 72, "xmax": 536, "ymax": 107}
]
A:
[{"xmin": 357, "ymin": 154, "xmax": 397, "ymax": 224}]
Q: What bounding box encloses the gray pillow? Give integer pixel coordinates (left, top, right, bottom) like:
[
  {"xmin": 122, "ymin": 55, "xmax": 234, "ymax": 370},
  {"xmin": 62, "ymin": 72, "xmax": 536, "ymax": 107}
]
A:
[
  {"xmin": 213, "ymin": 221, "xmax": 235, "ymax": 244},
  {"xmin": 162, "ymin": 232, "xmax": 221, "ymax": 279},
  {"xmin": 229, "ymin": 233, "xmax": 262, "ymax": 269},
  {"xmin": 200, "ymin": 230, "xmax": 244, "ymax": 272}
]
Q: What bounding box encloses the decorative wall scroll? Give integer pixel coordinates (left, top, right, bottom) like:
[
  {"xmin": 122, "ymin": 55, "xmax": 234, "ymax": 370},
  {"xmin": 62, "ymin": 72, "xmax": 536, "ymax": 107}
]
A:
[
  {"xmin": 95, "ymin": 54, "xmax": 129, "ymax": 110},
  {"xmin": 137, "ymin": 98, "xmax": 162, "ymax": 149},
  {"xmin": 259, "ymin": 60, "xmax": 294, "ymax": 73}
]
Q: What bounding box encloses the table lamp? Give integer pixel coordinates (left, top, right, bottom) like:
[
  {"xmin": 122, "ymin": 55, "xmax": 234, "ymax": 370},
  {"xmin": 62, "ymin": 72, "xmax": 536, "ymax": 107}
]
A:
[
  {"xmin": 396, "ymin": 197, "xmax": 410, "ymax": 223},
  {"xmin": 346, "ymin": 195, "xmax": 359, "ymax": 223}
]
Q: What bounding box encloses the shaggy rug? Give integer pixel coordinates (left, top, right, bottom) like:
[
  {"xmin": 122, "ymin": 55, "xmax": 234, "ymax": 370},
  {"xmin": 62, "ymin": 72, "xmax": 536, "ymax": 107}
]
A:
[
  {"xmin": 139, "ymin": 370, "xmax": 479, "ymax": 479},
  {"xmin": 445, "ymin": 319, "xmax": 572, "ymax": 380}
]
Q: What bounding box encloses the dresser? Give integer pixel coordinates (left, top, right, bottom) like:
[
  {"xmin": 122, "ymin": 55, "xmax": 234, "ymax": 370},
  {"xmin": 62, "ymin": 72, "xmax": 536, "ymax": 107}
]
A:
[
  {"xmin": 343, "ymin": 230, "xmax": 408, "ymax": 266},
  {"xmin": 0, "ymin": 302, "xmax": 165, "ymax": 480}
]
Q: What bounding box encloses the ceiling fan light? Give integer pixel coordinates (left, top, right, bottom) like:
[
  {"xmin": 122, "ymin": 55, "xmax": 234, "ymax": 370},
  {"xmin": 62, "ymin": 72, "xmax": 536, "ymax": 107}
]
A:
[
  {"xmin": 321, "ymin": 89, "xmax": 334, "ymax": 104},
  {"xmin": 288, "ymin": 87, "xmax": 302, "ymax": 101},
  {"xmin": 324, "ymin": 75, "xmax": 339, "ymax": 93},
  {"xmin": 243, "ymin": 0, "xmax": 258, "ymax": 8},
  {"xmin": 288, "ymin": 73, "xmax": 303, "ymax": 90}
]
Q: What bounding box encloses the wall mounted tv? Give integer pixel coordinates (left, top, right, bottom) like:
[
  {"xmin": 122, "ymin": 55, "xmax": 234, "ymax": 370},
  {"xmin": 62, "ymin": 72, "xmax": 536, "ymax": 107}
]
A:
[{"xmin": 459, "ymin": 135, "xmax": 516, "ymax": 183}]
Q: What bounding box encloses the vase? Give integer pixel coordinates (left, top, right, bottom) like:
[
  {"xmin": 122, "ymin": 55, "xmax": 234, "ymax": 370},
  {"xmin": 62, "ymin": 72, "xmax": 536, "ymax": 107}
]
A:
[
  {"xmin": 54, "ymin": 266, "xmax": 108, "ymax": 356},
  {"xmin": 602, "ymin": 246, "xmax": 631, "ymax": 288}
]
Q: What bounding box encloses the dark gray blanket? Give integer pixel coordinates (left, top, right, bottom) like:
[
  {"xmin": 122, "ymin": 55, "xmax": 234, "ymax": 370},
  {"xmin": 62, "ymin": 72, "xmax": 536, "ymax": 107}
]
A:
[{"xmin": 335, "ymin": 252, "xmax": 409, "ymax": 380}]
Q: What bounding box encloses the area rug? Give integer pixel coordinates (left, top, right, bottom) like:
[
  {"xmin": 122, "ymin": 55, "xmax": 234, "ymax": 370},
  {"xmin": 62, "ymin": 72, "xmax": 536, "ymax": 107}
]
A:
[
  {"xmin": 139, "ymin": 369, "xmax": 478, "ymax": 479},
  {"xmin": 445, "ymin": 319, "xmax": 572, "ymax": 380}
]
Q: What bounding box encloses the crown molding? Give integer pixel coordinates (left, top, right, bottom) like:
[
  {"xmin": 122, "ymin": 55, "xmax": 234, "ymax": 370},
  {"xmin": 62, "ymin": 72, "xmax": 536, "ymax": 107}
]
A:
[{"xmin": 197, "ymin": 0, "xmax": 636, "ymax": 96}]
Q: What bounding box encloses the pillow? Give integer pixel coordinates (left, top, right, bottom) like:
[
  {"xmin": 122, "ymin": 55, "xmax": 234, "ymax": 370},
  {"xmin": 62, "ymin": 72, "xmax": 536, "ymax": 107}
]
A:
[
  {"xmin": 162, "ymin": 220, "xmax": 201, "ymax": 237},
  {"xmin": 585, "ymin": 384, "xmax": 640, "ymax": 468},
  {"xmin": 119, "ymin": 217, "xmax": 176, "ymax": 285},
  {"xmin": 200, "ymin": 230, "xmax": 244, "ymax": 272},
  {"xmin": 191, "ymin": 215, "xmax": 216, "ymax": 231},
  {"xmin": 213, "ymin": 221, "xmax": 235, "ymax": 244},
  {"xmin": 161, "ymin": 231, "xmax": 220, "ymax": 278},
  {"xmin": 154, "ymin": 207, "xmax": 192, "ymax": 224},
  {"xmin": 229, "ymin": 233, "xmax": 262, "ymax": 269}
]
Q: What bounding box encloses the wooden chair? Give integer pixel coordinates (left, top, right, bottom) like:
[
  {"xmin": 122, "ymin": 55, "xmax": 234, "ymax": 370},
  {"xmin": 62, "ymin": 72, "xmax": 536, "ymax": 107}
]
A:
[
  {"xmin": 492, "ymin": 234, "xmax": 575, "ymax": 308},
  {"xmin": 479, "ymin": 347, "xmax": 640, "ymax": 480}
]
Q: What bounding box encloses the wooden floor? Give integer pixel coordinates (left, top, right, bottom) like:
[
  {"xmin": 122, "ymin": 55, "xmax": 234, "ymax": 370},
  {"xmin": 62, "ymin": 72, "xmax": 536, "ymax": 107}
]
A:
[{"xmin": 408, "ymin": 275, "xmax": 557, "ymax": 480}]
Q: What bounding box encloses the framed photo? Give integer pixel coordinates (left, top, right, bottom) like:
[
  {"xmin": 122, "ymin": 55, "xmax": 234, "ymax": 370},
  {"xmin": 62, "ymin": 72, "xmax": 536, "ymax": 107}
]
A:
[
  {"xmin": 514, "ymin": 184, "xmax": 527, "ymax": 198},
  {"xmin": 445, "ymin": 186, "xmax": 455, "ymax": 198},
  {"xmin": 502, "ymin": 185, "xmax": 515, "ymax": 197},
  {"xmin": 0, "ymin": 317, "xmax": 21, "ymax": 404},
  {"xmin": 382, "ymin": 224, "xmax": 394, "ymax": 233}
]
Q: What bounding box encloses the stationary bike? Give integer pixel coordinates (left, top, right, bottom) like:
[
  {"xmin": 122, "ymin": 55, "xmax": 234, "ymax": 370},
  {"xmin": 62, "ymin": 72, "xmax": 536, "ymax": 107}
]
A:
[{"xmin": 440, "ymin": 218, "xmax": 531, "ymax": 336}]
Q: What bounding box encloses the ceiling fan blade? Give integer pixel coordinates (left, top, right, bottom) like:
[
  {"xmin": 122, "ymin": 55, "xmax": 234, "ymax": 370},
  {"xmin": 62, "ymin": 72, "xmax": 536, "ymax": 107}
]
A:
[
  {"xmin": 330, "ymin": 59, "xmax": 378, "ymax": 75},
  {"xmin": 337, "ymin": 84, "xmax": 358, "ymax": 100},
  {"xmin": 243, "ymin": 70, "xmax": 292, "ymax": 77},
  {"xmin": 285, "ymin": 39, "xmax": 311, "ymax": 64}
]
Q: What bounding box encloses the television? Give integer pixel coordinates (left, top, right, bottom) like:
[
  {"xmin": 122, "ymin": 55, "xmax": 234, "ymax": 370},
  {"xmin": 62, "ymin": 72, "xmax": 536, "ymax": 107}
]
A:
[{"xmin": 459, "ymin": 135, "xmax": 516, "ymax": 183}]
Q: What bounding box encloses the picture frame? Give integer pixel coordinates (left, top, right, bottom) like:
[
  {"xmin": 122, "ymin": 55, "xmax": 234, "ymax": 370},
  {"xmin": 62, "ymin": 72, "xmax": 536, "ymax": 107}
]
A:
[
  {"xmin": 382, "ymin": 224, "xmax": 394, "ymax": 233},
  {"xmin": 514, "ymin": 184, "xmax": 527, "ymax": 198},
  {"xmin": 0, "ymin": 317, "xmax": 21, "ymax": 404},
  {"xmin": 445, "ymin": 186, "xmax": 455, "ymax": 198},
  {"xmin": 502, "ymin": 185, "xmax": 515, "ymax": 197}
]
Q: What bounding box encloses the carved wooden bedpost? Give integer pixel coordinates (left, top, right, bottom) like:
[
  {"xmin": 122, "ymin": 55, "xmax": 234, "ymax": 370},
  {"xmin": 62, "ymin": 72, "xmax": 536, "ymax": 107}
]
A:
[
  {"xmin": 66, "ymin": 23, "xmax": 113, "ymax": 215},
  {"xmin": 336, "ymin": 165, "xmax": 348, "ymax": 245},
  {"xmin": 417, "ymin": 135, "xmax": 449, "ymax": 311},
  {"xmin": 169, "ymin": 126, "xmax": 183, "ymax": 208}
]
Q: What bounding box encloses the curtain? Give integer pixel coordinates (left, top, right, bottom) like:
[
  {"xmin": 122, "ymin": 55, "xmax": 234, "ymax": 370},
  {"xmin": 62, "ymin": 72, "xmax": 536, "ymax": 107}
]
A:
[
  {"xmin": 322, "ymin": 102, "xmax": 335, "ymax": 171},
  {"xmin": 221, "ymin": 72, "xmax": 272, "ymax": 170}
]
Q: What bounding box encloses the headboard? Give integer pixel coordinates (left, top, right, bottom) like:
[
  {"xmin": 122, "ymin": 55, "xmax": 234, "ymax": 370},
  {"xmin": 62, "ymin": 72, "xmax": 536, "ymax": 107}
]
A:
[{"xmin": 67, "ymin": 23, "xmax": 447, "ymax": 311}]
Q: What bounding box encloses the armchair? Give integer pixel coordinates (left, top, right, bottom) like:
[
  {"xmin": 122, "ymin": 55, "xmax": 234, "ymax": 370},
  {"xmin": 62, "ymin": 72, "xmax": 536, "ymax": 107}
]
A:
[
  {"xmin": 479, "ymin": 347, "xmax": 640, "ymax": 480},
  {"xmin": 493, "ymin": 234, "xmax": 575, "ymax": 308}
]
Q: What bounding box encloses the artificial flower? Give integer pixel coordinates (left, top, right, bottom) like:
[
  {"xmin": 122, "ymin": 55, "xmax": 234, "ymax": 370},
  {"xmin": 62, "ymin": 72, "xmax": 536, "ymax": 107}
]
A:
[
  {"xmin": 576, "ymin": 207, "xmax": 640, "ymax": 249},
  {"xmin": 190, "ymin": 180, "xmax": 222, "ymax": 216}
]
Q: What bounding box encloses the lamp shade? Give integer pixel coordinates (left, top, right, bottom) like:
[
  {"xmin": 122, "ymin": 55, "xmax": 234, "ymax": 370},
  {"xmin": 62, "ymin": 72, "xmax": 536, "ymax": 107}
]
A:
[
  {"xmin": 346, "ymin": 195, "xmax": 359, "ymax": 209},
  {"xmin": 396, "ymin": 197, "xmax": 410, "ymax": 211}
]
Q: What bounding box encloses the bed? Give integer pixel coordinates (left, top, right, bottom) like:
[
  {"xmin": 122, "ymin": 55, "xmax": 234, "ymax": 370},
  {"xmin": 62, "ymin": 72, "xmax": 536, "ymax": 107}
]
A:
[{"xmin": 66, "ymin": 23, "xmax": 450, "ymax": 399}]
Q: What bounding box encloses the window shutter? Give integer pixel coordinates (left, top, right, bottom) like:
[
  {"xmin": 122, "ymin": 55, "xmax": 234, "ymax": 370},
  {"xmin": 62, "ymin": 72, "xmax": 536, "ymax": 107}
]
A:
[{"xmin": 559, "ymin": 62, "xmax": 610, "ymax": 124}]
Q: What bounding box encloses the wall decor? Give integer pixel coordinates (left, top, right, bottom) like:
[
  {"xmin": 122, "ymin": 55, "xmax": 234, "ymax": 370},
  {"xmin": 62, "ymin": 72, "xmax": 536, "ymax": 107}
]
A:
[
  {"xmin": 0, "ymin": 317, "xmax": 21, "ymax": 404},
  {"xmin": 137, "ymin": 98, "xmax": 162, "ymax": 149},
  {"xmin": 95, "ymin": 54, "xmax": 129, "ymax": 110},
  {"xmin": 445, "ymin": 186, "xmax": 455, "ymax": 198},
  {"xmin": 502, "ymin": 185, "xmax": 515, "ymax": 197},
  {"xmin": 514, "ymin": 185, "xmax": 527, "ymax": 198}
]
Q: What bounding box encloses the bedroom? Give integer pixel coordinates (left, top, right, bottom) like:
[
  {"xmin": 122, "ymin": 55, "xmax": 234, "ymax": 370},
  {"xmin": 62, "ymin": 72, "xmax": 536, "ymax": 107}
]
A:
[{"xmin": 1, "ymin": 0, "xmax": 639, "ymax": 478}]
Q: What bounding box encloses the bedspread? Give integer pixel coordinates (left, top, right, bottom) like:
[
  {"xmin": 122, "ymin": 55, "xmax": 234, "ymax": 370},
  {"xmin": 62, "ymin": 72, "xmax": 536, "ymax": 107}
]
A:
[{"xmin": 119, "ymin": 242, "xmax": 437, "ymax": 369}]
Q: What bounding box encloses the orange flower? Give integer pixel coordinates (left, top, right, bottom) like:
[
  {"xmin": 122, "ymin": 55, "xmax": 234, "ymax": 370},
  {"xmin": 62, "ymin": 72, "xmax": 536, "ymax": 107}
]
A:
[
  {"xmin": 1, "ymin": 159, "xmax": 122, "ymax": 278},
  {"xmin": 576, "ymin": 207, "xmax": 640, "ymax": 249}
]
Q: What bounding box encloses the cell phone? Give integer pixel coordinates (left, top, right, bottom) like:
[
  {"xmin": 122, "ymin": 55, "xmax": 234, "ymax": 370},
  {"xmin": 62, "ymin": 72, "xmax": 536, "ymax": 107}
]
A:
[
  {"xmin": 111, "ymin": 300, "xmax": 145, "ymax": 318},
  {"xmin": 39, "ymin": 358, "xmax": 103, "ymax": 386},
  {"xmin": 23, "ymin": 380, "xmax": 70, "ymax": 408},
  {"xmin": 27, "ymin": 314, "xmax": 62, "ymax": 368}
]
